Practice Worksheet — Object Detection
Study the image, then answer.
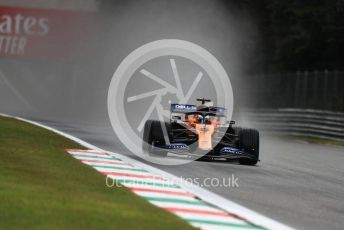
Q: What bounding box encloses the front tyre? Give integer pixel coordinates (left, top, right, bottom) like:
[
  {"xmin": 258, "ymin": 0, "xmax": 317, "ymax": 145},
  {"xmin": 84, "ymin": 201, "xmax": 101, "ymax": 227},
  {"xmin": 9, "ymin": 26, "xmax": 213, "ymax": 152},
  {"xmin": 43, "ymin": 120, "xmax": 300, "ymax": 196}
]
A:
[{"xmin": 142, "ymin": 120, "xmax": 169, "ymax": 157}]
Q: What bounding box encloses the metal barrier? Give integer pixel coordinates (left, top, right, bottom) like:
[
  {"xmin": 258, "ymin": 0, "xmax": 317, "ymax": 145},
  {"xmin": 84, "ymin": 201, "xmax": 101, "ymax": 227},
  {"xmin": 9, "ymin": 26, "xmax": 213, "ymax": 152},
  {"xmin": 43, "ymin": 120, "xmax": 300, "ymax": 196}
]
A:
[
  {"xmin": 246, "ymin": 71, "xmax": 344, "ymax": 112},
  {"xmin": 238, "ymin": 108, "xmax": 344, "ymax": 141}
]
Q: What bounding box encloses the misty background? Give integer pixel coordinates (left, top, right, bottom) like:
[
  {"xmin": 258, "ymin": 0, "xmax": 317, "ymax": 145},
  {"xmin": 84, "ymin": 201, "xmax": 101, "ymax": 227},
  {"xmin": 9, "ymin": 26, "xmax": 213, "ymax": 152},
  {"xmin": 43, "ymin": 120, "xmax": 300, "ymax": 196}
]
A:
[{"xmin": 0, "ymin": 0, "xmax": 343, "ymax": 139}]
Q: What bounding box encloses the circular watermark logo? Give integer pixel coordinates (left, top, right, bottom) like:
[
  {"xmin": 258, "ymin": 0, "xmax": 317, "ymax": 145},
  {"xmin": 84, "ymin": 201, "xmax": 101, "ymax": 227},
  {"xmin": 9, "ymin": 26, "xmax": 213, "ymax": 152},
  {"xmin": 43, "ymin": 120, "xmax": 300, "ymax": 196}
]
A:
[{"xmin": 108, "ymin": 39, "xmax": 233, "ymax": 165}]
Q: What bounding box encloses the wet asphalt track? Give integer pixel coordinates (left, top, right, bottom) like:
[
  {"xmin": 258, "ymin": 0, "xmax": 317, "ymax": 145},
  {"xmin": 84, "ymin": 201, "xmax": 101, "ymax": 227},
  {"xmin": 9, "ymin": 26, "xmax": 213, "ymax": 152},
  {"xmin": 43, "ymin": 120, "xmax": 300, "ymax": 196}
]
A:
[
  {"xmin": 0, "ymin": 2, "xmax": 342, "ymax": 229},
  {"xmin": 23, "ymin": 117, "xmax": 344, "ymax": 230}
]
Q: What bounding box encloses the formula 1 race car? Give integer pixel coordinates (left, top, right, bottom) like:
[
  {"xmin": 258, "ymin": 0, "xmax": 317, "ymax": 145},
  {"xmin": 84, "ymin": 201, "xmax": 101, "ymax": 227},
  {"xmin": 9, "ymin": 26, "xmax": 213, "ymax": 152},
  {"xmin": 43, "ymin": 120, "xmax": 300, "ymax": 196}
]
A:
[{"xmin": 143, "ymin": 98, "xmax": 259, "ymax": 165}]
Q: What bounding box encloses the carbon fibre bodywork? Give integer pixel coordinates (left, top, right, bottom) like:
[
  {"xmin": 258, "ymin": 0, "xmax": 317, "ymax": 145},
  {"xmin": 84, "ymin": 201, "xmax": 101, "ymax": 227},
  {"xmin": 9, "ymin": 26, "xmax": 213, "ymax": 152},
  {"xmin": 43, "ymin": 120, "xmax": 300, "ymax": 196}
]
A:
[{"xmin": 150, "ymin": 99, "xmax": 259, "ymax": 161}]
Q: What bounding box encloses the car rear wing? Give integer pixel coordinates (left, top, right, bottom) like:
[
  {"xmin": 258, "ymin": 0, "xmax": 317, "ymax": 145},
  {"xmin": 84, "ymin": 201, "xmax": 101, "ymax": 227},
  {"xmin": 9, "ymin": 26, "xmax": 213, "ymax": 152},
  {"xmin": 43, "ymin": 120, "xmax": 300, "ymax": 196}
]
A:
[
  {"xmin": 170, "ymin": 104, "xmax": 226, "ymax": 116},
  {"xmin": 170, "ymin": 104, "xmax": 197, "ymax": 113}
]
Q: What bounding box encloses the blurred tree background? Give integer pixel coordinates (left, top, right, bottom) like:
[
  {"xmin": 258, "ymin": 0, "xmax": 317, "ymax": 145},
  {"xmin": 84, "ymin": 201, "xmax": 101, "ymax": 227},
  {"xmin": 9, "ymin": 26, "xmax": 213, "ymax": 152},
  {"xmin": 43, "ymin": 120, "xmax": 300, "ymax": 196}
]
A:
[
  {"xmin": 239, "ymin": 0, "xmax": 343, "ymax": 73},
  {"xmin": 99, "ymin": 0, "xmax": 344, "ymax": 110},
  {"xmin": 100, "ymin": 0, "xmax": 343, "ymax": 74}
]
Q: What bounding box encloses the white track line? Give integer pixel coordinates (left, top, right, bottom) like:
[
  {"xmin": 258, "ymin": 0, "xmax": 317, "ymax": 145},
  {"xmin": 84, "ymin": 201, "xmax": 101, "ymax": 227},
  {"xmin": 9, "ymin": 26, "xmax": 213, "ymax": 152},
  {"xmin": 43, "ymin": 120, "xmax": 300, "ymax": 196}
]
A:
[{"xmin": 0, "ymin": 113, "xmax": 295, "ymax": 230}]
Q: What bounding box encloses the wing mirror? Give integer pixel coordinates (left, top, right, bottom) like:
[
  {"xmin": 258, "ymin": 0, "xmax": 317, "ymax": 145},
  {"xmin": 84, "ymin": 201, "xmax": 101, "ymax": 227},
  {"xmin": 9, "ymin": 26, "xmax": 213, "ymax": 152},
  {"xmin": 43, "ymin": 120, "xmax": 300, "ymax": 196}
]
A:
[{"xmin": 228, "ymin": 120, "xmax": 235, "ymax": 125}]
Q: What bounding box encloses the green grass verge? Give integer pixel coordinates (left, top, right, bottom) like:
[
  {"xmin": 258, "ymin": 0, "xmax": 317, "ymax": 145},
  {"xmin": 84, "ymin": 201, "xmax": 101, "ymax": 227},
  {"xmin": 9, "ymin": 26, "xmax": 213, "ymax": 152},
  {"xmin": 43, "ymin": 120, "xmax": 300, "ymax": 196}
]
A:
[
  {"xmin": 0, "ymin": 116, "xmax": 193, "ymax": 230},
  {"xmin": 290, "ymin": 135, "xmax": 344, "ymax": 147}
]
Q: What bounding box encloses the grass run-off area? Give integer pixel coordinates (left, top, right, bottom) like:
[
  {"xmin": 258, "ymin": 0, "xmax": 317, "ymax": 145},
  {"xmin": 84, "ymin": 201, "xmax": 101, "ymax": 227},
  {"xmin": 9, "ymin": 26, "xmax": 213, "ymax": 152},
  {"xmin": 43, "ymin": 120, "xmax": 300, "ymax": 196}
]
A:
[{"xmin": 0, "ymin": 116, "xmax": 193, "ymax": 229}]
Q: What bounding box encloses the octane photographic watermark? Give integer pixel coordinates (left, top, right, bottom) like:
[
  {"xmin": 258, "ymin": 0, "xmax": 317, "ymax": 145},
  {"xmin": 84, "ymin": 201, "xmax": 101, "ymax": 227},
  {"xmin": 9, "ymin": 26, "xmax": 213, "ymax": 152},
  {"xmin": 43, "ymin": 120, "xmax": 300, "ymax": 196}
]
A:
[
  {"xmin": 105, "ymin": 175, "xmax": 239, "ymax": 189},
  {"xmin": 107, "ymin": 39, "xmax": 234, "ymax": 165}
]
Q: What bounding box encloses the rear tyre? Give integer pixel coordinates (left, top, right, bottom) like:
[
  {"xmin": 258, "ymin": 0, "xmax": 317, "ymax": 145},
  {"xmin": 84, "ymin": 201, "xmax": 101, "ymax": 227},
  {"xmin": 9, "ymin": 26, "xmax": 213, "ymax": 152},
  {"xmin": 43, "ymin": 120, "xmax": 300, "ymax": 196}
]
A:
[
  {"xmin": 238, "ymin": 129, "xmax": 259, "ymax": 165},
  {"xmin": 142, "ymin": 120, "xmax": 169, "ymax": 157}
]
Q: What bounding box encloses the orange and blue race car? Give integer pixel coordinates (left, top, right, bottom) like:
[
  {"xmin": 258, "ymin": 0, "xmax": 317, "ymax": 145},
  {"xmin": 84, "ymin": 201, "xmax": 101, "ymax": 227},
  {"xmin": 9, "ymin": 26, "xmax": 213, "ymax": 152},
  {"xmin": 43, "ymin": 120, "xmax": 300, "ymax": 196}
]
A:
[{"xmin": 143, "ymin": 98, "xmax": 259, "ymax": 165}]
